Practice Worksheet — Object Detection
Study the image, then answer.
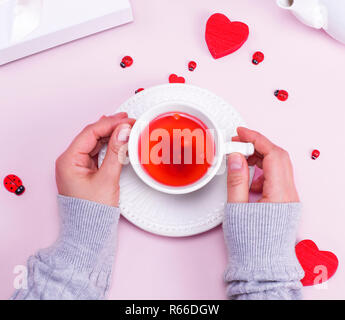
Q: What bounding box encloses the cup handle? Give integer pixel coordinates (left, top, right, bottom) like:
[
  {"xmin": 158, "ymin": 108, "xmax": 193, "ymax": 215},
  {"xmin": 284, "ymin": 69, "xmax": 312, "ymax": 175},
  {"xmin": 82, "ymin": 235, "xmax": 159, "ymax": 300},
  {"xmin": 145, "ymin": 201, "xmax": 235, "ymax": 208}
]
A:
[{"xmin": 224, "ymin": 141, "xmax": 255, "ymax": 157}]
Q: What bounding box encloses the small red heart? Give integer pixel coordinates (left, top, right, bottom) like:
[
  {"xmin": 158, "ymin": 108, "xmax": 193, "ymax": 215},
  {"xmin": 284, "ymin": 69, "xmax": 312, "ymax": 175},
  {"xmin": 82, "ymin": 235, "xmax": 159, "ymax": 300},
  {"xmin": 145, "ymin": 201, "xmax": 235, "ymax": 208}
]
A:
[
  {"xmin": 169, "ymin": 74, "xmax": 185, "ymax": 84},
  {"xmin": 205, "ymin": 13, "xmax": 249, "ymax": 59},
  {"xmin": 295, "ymin": 239, "xmax": 338, "ymax": 286}
]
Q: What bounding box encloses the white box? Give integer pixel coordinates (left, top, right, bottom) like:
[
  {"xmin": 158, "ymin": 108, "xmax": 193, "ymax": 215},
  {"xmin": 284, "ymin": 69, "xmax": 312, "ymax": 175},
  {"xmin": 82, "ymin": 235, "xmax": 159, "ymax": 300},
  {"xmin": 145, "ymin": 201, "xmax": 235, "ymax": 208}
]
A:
[{"xmin": 0, "ymin": 0, "xmax": 133, "ymax": 66}]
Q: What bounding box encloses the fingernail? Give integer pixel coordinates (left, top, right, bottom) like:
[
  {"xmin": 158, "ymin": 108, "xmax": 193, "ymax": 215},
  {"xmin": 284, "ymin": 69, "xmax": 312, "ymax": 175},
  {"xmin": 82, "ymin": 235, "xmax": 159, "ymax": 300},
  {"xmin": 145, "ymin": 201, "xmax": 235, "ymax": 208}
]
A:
[
  {"xmin": 228, "ymin": 153, "xmax": 243, "ymax": 171},
  {"xmin": 117, "ymin": 125, "xmax": 131, "ymax": 142}
]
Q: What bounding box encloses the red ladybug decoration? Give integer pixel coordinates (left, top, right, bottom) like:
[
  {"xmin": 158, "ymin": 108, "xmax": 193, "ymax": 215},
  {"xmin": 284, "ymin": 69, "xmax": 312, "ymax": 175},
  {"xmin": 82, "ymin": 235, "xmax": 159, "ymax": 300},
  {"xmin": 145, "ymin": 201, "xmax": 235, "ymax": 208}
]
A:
[
  {"xmin": 135, "ymin": 88, "xmax": 144, "ymax": 94},
  {"xmin": 274, "ymin": 89, "xmax": 289, "ymax": 101},
  {"xmin": 4, "ymin": 174, "xmax": 25, "ymax": 196},
  {"xmin": 120, "ymin": 56, "xmax": 133, "ymax": 68},
  {"xmin": 311, "ymin": 149, "xmax": 320, "ymax": 160},
  {"xmin": 188, "ymin": 61, "xmax": 197, "ymax": 71},
  {"xmin": 252, "ymin": 51, "xmax": 264, "ymax": 65}
]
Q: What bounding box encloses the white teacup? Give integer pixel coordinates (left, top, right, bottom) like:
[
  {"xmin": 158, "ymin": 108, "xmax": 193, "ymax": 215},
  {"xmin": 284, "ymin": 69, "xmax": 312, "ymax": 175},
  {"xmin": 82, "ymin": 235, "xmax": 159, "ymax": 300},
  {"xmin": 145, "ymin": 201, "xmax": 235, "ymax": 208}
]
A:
[{"xmin": 128, "ymin": 102, "xmax": 254, "ymax": 194}]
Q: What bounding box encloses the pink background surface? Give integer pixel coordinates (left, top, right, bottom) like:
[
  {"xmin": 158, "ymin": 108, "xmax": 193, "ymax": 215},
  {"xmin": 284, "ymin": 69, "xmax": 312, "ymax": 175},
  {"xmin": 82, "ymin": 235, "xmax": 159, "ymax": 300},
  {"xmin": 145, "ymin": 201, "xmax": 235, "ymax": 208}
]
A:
[{"xmin": 0, "ymin": 0, "xmax": 344, "ymax": 299}]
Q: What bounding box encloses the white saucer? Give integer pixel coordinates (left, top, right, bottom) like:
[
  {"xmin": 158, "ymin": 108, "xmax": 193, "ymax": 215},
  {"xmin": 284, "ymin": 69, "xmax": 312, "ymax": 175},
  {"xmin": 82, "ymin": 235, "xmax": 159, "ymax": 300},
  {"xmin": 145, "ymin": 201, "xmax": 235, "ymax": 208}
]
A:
[{"xmin": 98, "ymin": 84, "xmax": 253, "ymax": 237}]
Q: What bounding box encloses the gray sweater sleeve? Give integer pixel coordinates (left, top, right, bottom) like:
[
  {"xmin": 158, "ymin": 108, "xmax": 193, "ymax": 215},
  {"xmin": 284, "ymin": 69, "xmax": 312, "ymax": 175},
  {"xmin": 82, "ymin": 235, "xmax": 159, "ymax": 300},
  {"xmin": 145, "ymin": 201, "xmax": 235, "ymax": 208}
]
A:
[
  {"xmin": 223, "ymin": 203, "xmax": 305, "ymax": 300},
  {"xmin": 11, "ymin": 195, "xmax": 120, "ymax": 300}
]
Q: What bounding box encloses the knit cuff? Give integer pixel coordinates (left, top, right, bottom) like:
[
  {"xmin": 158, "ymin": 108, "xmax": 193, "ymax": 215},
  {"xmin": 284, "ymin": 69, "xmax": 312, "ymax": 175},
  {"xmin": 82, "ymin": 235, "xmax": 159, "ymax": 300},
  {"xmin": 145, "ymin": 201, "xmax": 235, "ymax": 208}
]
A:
[
  {"xmin": 223, "ymin": 203, "xmax": 305, "ymax": 282},
  {"xmin": 48, "ymin": 195, "xmax": 120, "ymax": 270}
]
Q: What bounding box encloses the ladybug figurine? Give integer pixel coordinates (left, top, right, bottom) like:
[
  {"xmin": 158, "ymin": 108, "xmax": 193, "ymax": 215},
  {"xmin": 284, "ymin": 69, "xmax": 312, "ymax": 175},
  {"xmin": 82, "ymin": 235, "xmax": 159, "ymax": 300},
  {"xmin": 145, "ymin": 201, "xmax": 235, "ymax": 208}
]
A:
[
  {"xmin": 252, "ymin": 51, "xmax": 264, "ymax": 65},
  {"xmin": 135, "ymin": 88, "xmax": 144, "ymax": 94},
  {"xmin": 4, "ymin": 174, "xmax": 25, "ymax": 196},
  {"xmin": 274, "ymin": 89, "xmax": 289, "ymax": 101},
  {"xmin": 188, "ymin": 61, "xmax": 197, "ymax": 71},
  {"xmin": 120, "ymin": 56, "xmax": 133, "ymax": 68},
  {"xmin": 311, "ymin": 149, "xmax": 320, "ymax": 160}
]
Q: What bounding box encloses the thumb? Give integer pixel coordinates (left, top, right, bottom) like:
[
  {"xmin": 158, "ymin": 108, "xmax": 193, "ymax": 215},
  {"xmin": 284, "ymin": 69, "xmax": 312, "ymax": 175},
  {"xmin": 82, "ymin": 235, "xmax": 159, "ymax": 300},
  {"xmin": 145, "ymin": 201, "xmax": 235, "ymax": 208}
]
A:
[
  {"xmin": 227, "ymin": 153, "xmax": 249, "ymax": 203},
  {"xmin": 99, "ymin": 123, "xmax": 132, "ymax": 183}
]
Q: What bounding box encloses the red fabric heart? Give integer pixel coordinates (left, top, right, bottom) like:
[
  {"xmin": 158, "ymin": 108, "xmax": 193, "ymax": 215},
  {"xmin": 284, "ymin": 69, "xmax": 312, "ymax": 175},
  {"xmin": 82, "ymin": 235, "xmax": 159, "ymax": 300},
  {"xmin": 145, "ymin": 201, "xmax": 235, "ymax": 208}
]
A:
[
  {"xmin": 169, "ymin": 74, "xmax": 185, "ymax": 84},
  {"xmin": 205, "ymin": 13, "xmax": 249, "ymax": 59},
  {"xmin": 295, "ymin": 239, "xmax": 338, "ymax": 286}
]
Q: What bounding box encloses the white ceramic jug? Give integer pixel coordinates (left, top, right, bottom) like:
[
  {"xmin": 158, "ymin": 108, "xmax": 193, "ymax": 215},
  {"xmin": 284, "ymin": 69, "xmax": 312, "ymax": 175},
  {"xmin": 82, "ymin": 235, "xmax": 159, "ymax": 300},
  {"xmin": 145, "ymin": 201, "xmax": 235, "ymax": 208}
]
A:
[
  {"xmin": 277, "ymin": 0, "xmax": 345, "ymax": 44},
  {"xmin": 0, "ymin": 0, "xmax": 42, "ymax": 48}
]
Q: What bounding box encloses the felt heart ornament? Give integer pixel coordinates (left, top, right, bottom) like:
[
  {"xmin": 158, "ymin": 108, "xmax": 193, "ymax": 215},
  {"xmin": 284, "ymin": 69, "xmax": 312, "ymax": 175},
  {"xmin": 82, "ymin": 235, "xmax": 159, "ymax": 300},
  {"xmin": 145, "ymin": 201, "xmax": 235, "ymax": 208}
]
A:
[
  {"xmin": 295, "ymin": 239, "xmax": 338, "ymax": 287},
  {"xmin": 169, "ymin": 74, "xmax": 185, "ymax": 84},
  {"xmin": 205, "ymin": 13, "xmax": 249, "ymax": 59}
]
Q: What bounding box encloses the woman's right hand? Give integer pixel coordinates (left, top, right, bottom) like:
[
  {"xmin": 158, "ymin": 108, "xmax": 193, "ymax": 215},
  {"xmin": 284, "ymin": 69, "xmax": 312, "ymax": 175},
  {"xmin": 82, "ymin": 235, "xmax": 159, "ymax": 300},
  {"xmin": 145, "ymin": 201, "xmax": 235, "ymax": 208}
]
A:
[
  {"xmin": 227, "ymin": 127, "xmax": 300, "ymax": 203},
  {"xmin": 56, "ymin": 113, "xmax": 135, "ymax": 207}
]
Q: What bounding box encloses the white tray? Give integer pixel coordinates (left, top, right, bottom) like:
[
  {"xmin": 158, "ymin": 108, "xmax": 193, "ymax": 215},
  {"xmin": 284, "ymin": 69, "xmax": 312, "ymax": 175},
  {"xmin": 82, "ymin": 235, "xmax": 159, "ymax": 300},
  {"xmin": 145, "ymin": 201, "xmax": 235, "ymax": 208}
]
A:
[
  {"xmin": 98, "ymin": 84, "xmax": 253, "ymax": 237},
  {"xmin": 0, "ymin": 0, "xmax": 133, "ymax": 65}
]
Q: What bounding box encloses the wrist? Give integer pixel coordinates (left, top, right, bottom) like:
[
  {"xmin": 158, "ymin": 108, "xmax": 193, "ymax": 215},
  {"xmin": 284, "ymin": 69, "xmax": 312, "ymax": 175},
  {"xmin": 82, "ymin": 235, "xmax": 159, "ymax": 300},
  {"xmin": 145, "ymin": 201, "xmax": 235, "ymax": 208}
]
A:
[
  {"xmin": 223, "ymin": 202, "xmax": 304, "ymax": 281},
  {"xmin": 47, "ymin": 195, "xmax": 120, "ymax": 270}
]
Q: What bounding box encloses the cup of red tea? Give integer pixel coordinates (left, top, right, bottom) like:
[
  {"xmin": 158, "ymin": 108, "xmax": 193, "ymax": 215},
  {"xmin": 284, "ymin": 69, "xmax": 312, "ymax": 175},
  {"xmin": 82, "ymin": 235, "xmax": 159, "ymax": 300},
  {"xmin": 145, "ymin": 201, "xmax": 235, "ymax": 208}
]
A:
[{"xmin": 128, "ymin": 102, "xmax": 254, "ymax": 194}]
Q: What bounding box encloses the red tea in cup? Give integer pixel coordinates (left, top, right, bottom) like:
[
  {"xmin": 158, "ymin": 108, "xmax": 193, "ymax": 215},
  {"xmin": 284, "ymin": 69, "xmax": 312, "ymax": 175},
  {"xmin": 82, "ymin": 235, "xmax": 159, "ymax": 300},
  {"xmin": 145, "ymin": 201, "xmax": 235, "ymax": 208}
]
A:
[{"xmin": 138, "ymin": 112, "xmax": 215, "ymax": 186}]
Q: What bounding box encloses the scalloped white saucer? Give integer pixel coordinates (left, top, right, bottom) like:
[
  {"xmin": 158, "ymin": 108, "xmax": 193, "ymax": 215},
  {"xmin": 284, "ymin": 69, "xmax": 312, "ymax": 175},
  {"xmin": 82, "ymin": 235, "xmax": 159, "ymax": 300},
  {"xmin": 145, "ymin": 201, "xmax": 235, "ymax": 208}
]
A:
[{"xmin": 98, "ymin": 84, "xmax": 253, "ymax": 237}]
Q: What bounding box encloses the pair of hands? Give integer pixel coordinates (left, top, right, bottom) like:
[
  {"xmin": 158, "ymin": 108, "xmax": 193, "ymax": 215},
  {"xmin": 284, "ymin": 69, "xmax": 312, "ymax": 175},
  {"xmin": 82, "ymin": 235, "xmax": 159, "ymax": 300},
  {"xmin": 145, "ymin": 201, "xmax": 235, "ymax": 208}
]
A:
[{"xmin": 56, "ymin": 113, "xmax": 299, "ymax": 207}]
